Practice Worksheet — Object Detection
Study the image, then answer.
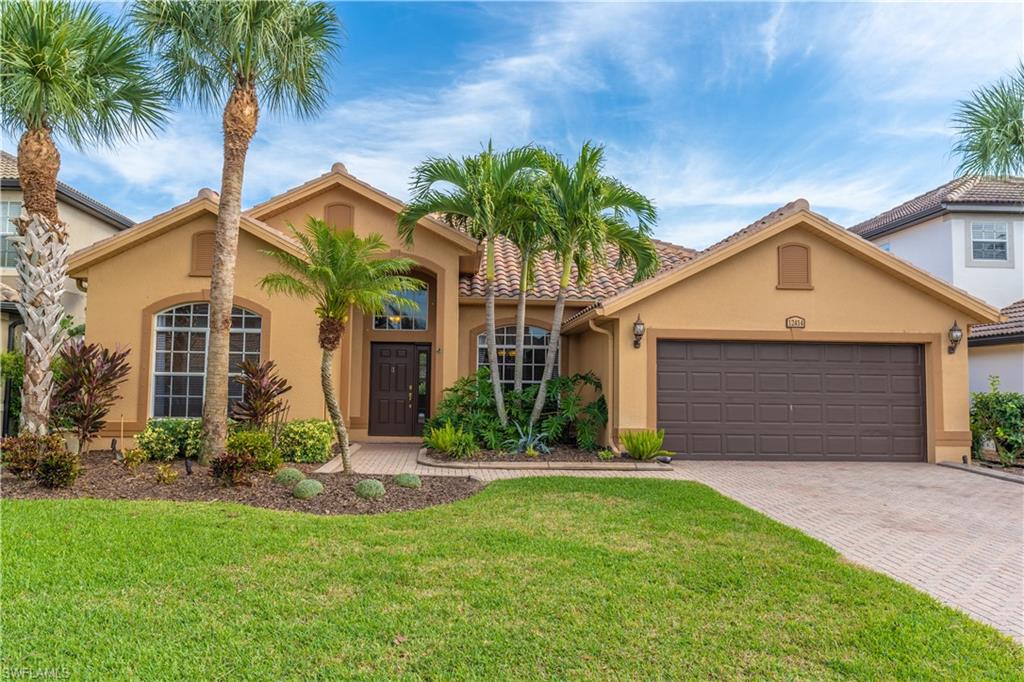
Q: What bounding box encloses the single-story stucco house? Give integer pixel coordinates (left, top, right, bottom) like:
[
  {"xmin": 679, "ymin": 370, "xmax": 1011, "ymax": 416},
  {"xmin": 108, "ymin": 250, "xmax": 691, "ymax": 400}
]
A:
[{"xmin": 68, "ymin": 163, "xmax": 1002, "ymax": 463}]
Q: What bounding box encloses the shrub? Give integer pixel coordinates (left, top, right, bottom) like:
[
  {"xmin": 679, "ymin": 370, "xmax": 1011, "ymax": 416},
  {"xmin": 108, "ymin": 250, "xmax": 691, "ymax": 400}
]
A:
[
  {"xmin": 135, "ymin": 425, "xmax": 179, "ymax": 462},
  {"xmin": 621, "ymin": 429, "xmax": 671, "ymax": 461},
  {"xmin": 35, "ymin": 447, "xmax": 80, "ymax": 488},
  {"xmin": 394, "ymin": 472, "xmax": 421, "ymax": 489},
  {"xmin": 293, "ymin": 478, "xmax": 324, "ymax": 500},
  {"xmin": 232, "ymin": 359, "xmax": 292, "ymax": 428},
  {"xmin": 274, "ymin": 467, "xmax": 305, "ymax": 487},
  {"xmin": 122, "ymin": 448, "xmax": 146, "ymax": 471},
  {"xmin": 50, "ymin": 341, "xmax": 131, "ymax": 454},
  {"xmin": 1, "ymin": 433, "xmax": 63, "ymax": 479},
  {"xmin": 154, "ymin": 463, "xmax": 179, "ymax": 484},
  {"xmin": 423, "ymin": 422, "xmax": 478, "ymax": 459},
  {"xmin": 597, "ymin": 449, "xmax": 616, "ymax": 461},
  {"xmin": 1, "ymin": 351, "xmax": 24, "ymax": 432},
  {"xmin": 142, "ymin": 418, "xmax": 203, "ymax": 459},
  {"xmin": 278, "ymin": 419, "xmax": 335, "ymax": 463},
  {"xmin": 210, "ymin": 451, "xmax": 255, "ymax": 486},
  {"xmin": 971, "ymin": 377, "xmax": 1024, "ymax": 465},
  {"xmin": 354, "ymin": 478, "xmax": 386, "ymax": 499},
  {"xmin": 227, "ymin": 430, "xmax": 281, "ymax": 472},
  {"xmin": 504, "ymin": 423, "xmax": 550, "ymax": 457}
]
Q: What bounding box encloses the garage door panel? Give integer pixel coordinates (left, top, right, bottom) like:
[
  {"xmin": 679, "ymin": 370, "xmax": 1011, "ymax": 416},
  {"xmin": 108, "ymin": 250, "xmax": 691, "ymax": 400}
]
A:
[{"xmin": 657, "ymin": 341, "xmax": 925, "ymax": 461}]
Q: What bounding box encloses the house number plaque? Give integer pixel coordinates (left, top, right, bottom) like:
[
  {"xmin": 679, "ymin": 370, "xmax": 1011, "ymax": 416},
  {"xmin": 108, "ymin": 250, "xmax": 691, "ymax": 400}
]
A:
[{"xmin": 785, "ymin": 316, "xmax": 806, "ymax": 329}]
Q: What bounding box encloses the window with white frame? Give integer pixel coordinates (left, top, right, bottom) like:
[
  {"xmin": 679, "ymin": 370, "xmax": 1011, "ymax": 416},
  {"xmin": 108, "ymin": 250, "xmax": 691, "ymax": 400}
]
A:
[
  {"xmin": 477, "ymin": 325, "xmax": 557, "ymax": 388},
  {"xmin": 373, "ymin": 286, "xmax": 428, "ymax": 330},
  {"xmin": 970, "ymin": 222, "xmax": 1009, "ymax": 261},
  {"xmin": 0, "ymin": 201, "xmax": 23, "ymax": 267},
  {"xmin": 152, "ymin": 303, "xmax": 261, "ymax": 417}
]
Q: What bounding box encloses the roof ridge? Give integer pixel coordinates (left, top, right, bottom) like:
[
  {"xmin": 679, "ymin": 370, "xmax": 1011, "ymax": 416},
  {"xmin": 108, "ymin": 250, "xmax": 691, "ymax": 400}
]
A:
[{"xmin": 943, "ymin": 175, "xmax": 979, "ymax": 202}]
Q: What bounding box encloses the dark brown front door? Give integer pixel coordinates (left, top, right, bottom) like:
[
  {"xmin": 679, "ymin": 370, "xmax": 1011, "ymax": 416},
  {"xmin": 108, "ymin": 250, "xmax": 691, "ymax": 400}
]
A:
[
  {"xmin": 369, "ymin": 343, "xmax": 428, "ymax": 437},
  {"xmin": 656, "ymin": 341, "xmax": 926, "ymax": 461}
]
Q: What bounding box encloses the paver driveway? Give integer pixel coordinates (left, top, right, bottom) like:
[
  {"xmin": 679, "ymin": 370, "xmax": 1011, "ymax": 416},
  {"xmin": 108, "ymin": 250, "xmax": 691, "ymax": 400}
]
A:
[{"xmin": 349, "ymin": 445, "xmax": 1024, "ymax": 640}]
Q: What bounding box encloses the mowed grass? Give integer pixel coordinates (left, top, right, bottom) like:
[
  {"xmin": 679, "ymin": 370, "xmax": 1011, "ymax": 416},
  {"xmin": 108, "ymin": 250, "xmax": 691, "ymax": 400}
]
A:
[{"xmin": 2, "ymin": 477, "xmax": 1021, "ymax": 680}]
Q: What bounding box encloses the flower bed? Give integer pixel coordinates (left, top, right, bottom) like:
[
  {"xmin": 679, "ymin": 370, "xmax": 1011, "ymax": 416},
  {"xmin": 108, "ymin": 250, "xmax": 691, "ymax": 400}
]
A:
[{"xmin": 427, "ymin": 445, "xmax": 613, "ymax": 463}]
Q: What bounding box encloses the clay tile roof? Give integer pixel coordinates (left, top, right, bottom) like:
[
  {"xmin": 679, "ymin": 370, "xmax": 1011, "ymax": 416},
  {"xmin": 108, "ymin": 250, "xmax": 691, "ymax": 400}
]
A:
[
  {"xmin": 701, "ymin": 199, "xmax": 811, "ymax": 255},
  {"xmin": 970, "ymin": 299, "xmax": 1024, "ymax": 340},
  {"xmin": 459, "ymin": 236, "xmax": 695, "ymax": 300},
  {"xmin": 850, "ymin": 176, "xmax": 1024, "ymax": 239},
  {"xmin": 1, "ymin": 150, "xmax": 134, "ymax": 230}
]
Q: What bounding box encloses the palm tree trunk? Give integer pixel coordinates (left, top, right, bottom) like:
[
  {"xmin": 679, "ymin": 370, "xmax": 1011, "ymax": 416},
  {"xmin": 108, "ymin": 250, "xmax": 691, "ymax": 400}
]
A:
[
  {"xmin": 11, "ymin": 127, "xmax": 68, "ymax": 434},
  {"xmin": 484, "ymin": 237, "xmax": 508, "ymax": 425},
  {"xmin": 512, "ymin": 267, "xmax": 529, "ymax": 392},
  {"xmin": 529, "ymin": 254, "xmax": 571, "ymax": 425},
  {"xmin": 201, "ymin": 84, "xmax": 259, "ymax": 463},
  {"xmin": 10, "ymin": 213, "xmax": 69, "ymax": 435},
  {"xmin": 321, "ymin": 345, "xmax": 351, "ymax": 474}
]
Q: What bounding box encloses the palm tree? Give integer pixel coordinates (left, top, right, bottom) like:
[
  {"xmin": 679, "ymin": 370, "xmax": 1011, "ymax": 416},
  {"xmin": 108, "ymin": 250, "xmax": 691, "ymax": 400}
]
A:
[
  {"xmin": 132, "ymin": 0, "xmax": 342, "ymax": 461},
  {"xmin": 259, "ymin": 218, "xmax": 422, "ymax": 474},
  {"xmin": 1, "ymin": 0, "xmax": 166, "ymax": 434},
  {"xmin": 505, "ymin": 210, "xmax": 551, "ymax": 392},
  {"xmin": 397, "ymin": 143, "xmax": 541, "ymax": 425},
  {"xmin": 953, "ymin": 61, "xmax": 1024, "ymax": 177},
  {"xmin": 529, "ymin": 143, "xmax": 660, "ymax": 426}
]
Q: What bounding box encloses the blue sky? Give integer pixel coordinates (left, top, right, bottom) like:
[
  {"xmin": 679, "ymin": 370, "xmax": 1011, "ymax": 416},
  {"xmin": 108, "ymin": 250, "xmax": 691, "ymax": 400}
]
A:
[{"xmin": 31, "ymin": 2, "xmax": 1024, "ymax": 248}]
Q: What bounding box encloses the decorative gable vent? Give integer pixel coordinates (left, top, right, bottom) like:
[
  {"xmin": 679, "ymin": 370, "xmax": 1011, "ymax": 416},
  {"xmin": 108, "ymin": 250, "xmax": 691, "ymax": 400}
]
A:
[
  {"xmin": 325, "ymin": 203, "xmax": 354, "ymax": 231},
  {"xmin": 777, "ymin": 243, "xmax": 812, "ymax": 289},
  {"xmin": 190, "ymin": 231, "xmax": 215, "ymax": 277}
]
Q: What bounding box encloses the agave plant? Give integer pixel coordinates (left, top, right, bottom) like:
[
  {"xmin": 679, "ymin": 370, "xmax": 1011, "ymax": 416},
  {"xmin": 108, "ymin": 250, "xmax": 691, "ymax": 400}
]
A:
[
  {"xmin": 505, "ymin": 422, "xmax": 550, "ymax": 458},
  {"xmin": 231, "ymin": 359, "xmax": 292, "ymax": 429}
]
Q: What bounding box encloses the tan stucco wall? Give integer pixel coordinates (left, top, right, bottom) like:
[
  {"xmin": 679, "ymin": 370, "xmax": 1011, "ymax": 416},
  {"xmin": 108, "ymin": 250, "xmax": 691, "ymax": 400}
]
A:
[{"xmin": 571, "ymin": 224, "xmax": 981, "ymax": 463}]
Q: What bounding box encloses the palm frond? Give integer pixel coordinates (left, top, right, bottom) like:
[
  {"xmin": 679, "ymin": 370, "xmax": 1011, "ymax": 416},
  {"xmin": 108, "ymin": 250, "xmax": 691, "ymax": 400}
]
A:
[{"xmin": 953, "ymin": 61, "xmax": 1024, "ymax": 177}]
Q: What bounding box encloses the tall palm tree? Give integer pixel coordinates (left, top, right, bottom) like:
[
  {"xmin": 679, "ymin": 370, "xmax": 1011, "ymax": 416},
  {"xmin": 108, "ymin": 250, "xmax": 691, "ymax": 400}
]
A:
[
  {"xmin": 505, "ymin": 209, "xmax": 551, "ymax": 392},
  {"xmin": 953, "ymin": 61, "xmax": 1024, "ymax": 177},
  {"xmin": 1, "ymin": 0, "xmax": 166, "ymax": 434},
  {"xmin": 397, "ymin": 143, "xmax": 541, "ymax": 425},
  {"xmin": 529, "ymin": 143, "xmax": 660, "ymax": 426},
  {"xmin": 259, "ymin": 218, "xmax": 422, "ymax": 474},
  {"xmin": 132, "ymin": 0, "xmax": 342, "ymax": 461}
]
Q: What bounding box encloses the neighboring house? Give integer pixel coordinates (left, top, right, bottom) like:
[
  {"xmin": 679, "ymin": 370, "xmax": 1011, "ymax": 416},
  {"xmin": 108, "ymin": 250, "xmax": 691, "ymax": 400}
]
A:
[
  {"xmin": 1, "ymin": 150, "xmax": 134, "ymax": 435},
  {"xmin": 850, "ymin": 176, "xmax": 1024, "ymax": 394},
  {"xmin": 68, "ymin": 164, "xmax": 1000, "ymax": 463},
  {"xmin": 967, "ymin": 299, "xmax": 1023, "ymax": 394}
]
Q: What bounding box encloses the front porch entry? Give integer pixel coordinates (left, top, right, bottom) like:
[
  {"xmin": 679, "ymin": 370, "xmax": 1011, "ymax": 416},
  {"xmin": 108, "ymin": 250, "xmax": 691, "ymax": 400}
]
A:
[{"xmin": 368, "ymin": 342, "xmax": 431, "ymax": 437}]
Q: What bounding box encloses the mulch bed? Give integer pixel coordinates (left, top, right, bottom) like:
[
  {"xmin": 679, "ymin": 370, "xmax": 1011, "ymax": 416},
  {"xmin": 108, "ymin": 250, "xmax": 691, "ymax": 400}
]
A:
[
  {"xmin": 1, "ymin": 452, "xmax": 484, "ymax": 515},
  {"xmin": 428, "ymin": 445, "xmax": 615, "ymax": 463},
  {"xmin": 972, "ymin": 458, "xmax": 1024, "ymax": 478}
]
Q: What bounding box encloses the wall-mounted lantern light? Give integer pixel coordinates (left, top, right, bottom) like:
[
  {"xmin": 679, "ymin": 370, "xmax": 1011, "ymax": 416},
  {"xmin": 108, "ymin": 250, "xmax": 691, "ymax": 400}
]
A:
[
  {"xmin": 948, "ymin": 321, "xmax": 963, "ymax": 354},
  {"xmin": 632, "ymin": 315, "xmax": 646, "ymax": 348}
]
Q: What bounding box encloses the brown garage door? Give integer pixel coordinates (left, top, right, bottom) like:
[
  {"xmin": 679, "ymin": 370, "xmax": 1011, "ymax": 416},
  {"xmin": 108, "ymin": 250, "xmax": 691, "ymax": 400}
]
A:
[{"xmin": 656, "ymin": 341, "xmax": 926, "ymax": 461}]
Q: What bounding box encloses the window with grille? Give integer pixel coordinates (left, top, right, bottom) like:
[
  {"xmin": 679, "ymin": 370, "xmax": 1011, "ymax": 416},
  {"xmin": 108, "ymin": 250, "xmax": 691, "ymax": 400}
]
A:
[
  {"xmin": 152, "ymin": 303, "xmax": 261, "ymax": 417},
  {"xmin": 373, "ymin": 287, "xmax": 428, "ymax": 330},
  {"xmin": 1, "ymin": 201, "xmax": 22, "ymax": 267},
  {"xmin": 476, "ymin": 325, "xmax": 557, "ymax": 388},
  {"xmin": 971, "ymin": 222, "xmax": 1009, "ymax": 261}
]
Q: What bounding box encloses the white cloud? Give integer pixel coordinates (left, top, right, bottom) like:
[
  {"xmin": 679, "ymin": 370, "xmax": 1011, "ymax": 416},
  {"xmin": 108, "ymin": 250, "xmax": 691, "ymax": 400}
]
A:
[{"xmin": 759, "ymin": 4, "xmax": 786, "ymax": 70}]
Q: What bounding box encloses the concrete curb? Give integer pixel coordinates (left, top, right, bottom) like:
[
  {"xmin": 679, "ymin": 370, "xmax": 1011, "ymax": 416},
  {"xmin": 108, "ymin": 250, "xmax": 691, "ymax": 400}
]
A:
[
  {"xmin": 417, "ymin": 448, "xmax": 672, "ymax": 471},
  {"xmin": 313, "ymin": 442, "xmax": 363, "ymax": 474},
  {"xmin": 938, "ymin": 461, "xmax": 1024, "ymax": 485}
]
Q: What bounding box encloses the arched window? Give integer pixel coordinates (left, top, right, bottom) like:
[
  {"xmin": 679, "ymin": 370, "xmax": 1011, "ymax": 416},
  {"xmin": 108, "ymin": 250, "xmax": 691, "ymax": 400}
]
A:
[
  {"xmin": 373, "ymin": 285, "xmax": 428, "ymax": 330},
  {"xmin": 477, "ymin": 325, "xmax": 557, "ymax": 388},
  {"xmin": 152, "ymin": 303, "xmax": 262, "ymax": 417}
]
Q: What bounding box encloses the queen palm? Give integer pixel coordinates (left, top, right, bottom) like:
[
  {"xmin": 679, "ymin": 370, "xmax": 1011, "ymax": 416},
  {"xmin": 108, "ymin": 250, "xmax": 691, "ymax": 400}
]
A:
[
  {"xmin": 132, "ymin": 0, "xmax": 342, "ymax": 461},
  {"xmin": 398, "ymin": 143, "xmax": 541, "ymax": 425},
  {"xmin": 259, "ymin": 218, "xmax": 423, "ymax": 474},
  {"xmin": 529, "ymin": 143, "xmax": 660, "ymax": 426},
  {"xmin": 1, "ymin": 0, "xmax": 166, "ymax": 434},
  {"xmin": 953, "ymin": 61, "xmax": 1024, "ymax": 177}
]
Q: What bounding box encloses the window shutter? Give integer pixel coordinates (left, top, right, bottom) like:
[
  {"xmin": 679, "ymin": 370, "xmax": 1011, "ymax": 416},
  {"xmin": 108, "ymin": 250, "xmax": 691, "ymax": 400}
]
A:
[
  {"xmin": 777, "ymin": 243, "xmax": 811, "ymax": 289},
  {"xmin": 325, "ymin": 203, "xmax": 354, "ymax": 231},
  {"xmin": 190, "ymin": 231, "xmax": 215, "ymax": 277}
]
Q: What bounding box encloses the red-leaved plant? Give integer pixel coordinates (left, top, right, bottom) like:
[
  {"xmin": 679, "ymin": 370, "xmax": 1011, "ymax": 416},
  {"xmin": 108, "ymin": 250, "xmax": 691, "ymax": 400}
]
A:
[
  {"xmin": 52, "ymin": 341, "xmax": 131, "ymax": 454},
  {"xmin": 231, "ymin": 359, "xmax": 292, "ymax": 428}
]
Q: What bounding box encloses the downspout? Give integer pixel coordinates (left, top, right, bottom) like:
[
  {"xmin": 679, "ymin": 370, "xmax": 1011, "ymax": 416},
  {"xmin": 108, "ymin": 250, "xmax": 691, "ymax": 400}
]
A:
[{"xmin": 588, "ymin": 319, "xmax": 618, "ymax": 452}]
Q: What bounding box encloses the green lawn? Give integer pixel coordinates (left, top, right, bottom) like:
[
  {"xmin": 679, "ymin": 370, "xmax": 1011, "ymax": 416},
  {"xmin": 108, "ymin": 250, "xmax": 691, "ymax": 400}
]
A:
[{"xmin": 2, "ymin": 478, "xmax": 1020, "ymax": 680}]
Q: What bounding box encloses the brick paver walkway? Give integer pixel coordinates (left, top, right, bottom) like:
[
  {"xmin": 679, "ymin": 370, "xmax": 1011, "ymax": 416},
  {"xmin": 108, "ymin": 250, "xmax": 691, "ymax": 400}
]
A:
[{"xmin": 349, "ymin": 444, "xmax": 1024, "ymax": 640}]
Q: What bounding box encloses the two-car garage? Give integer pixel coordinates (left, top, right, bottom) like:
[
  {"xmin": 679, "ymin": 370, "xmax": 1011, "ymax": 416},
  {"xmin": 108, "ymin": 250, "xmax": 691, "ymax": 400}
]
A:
[{"xmin": 655, "ymin": 340, "xmax": 927, "ymax": 461}]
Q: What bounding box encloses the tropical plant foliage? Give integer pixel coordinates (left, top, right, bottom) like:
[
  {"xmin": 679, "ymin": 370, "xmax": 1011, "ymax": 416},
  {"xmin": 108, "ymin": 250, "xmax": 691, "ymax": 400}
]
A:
[
  {"xmin": 260, "ymin": 218, "xmax": 422, "ymax": 473},
  {"xmin": 953, "ymin": 61, "xmax": 1024, "ymax": 177},
  {"xmin": 970, "ymin": 377, "xmax": 1024, "ymax": 465},
  {"xmin": 51, "ymin": 341, "xmax": 131, "ymax": 454},
  {"xmin": 231, "ymin": 359, "xmax": 292, "ymax": 428},
  {"xmin": 620, "ymin": 429, "xmax": 671, "ymax": 461}
]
